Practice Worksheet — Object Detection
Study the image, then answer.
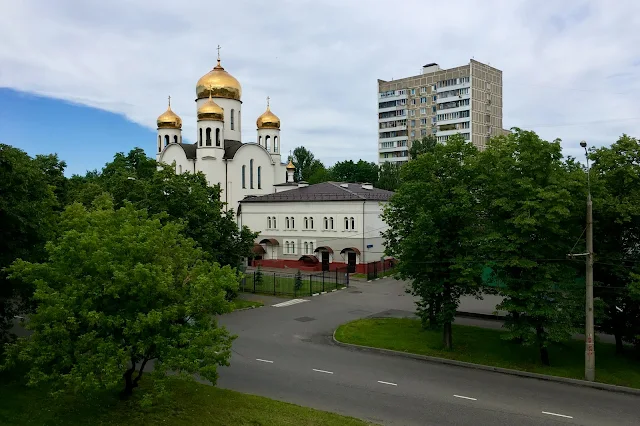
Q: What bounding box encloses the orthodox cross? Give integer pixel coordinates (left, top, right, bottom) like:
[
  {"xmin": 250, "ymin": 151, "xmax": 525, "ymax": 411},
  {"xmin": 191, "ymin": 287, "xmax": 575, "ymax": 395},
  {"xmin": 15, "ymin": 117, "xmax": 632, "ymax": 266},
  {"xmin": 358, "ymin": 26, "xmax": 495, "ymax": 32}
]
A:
[
  {"xmin": 168, "ymin": 95, "xmax": 171, "ymax": 107},
  {"xmin": 217, "ymin": 44, "xmax": 222, "ymax": 61},
  {"xmin": 266, "ymin": 96, "xmax": 270, "ymax": 108}
]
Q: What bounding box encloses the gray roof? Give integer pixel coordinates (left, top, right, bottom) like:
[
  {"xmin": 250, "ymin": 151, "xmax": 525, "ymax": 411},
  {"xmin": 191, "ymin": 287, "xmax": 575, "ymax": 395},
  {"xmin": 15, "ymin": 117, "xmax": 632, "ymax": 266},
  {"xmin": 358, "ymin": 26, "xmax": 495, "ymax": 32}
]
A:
[
  {"xmin": 240, "ymin": 182, "xmax": 394, "ymax": 203},
  {"xmin": 177, "ymin": 140, "xmax": 242, "ymax": 160}
]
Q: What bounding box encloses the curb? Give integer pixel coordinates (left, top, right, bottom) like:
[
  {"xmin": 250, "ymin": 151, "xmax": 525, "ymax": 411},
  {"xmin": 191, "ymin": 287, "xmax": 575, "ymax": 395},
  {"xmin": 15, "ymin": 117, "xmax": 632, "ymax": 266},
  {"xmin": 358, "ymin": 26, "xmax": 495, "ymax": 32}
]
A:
[
  {"xmin": 331, "ymin": 330, "xmax": 640, "ymax": 396},
  {"xmin": 232, "ymin": 305, "xmax": 264, "ymax": 312}
]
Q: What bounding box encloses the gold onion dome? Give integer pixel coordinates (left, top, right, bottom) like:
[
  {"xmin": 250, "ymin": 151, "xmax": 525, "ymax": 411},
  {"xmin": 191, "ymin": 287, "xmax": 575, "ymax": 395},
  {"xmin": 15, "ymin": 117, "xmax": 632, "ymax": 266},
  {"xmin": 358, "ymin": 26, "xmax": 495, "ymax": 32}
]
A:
[
  {"xmin": 197, "ymin": 92, "xmax": 225, "ymax": 122},
  {"xmin": 196, "ymin": 59, "xmax": 242, "ymax": 101},
  {"xmin": 286, "ymin": 159, "xmax": 295, "ymax": 170},
  {"xmin": 157, "ymin": 97, "xmax": 182, "ymax": 129},
  {"xmin": 256, "ymin": 101, "xmax": 281, "ymax": 130}
]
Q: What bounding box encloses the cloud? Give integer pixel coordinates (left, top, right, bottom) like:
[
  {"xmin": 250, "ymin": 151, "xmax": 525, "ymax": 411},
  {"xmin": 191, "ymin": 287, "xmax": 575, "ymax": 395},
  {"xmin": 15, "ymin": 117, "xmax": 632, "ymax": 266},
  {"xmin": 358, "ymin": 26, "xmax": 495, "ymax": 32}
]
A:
[{"xmin": 1, "ymin": 0, "xmax": 639, "ymax": 166}]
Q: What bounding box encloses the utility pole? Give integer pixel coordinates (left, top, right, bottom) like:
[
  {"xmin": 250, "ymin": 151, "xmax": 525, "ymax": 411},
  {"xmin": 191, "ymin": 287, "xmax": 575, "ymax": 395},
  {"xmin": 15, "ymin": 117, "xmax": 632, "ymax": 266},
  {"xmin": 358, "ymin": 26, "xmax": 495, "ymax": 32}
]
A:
[{"xmin": 581, "ymin": 140, "xmax": 595, "ymax": 381}]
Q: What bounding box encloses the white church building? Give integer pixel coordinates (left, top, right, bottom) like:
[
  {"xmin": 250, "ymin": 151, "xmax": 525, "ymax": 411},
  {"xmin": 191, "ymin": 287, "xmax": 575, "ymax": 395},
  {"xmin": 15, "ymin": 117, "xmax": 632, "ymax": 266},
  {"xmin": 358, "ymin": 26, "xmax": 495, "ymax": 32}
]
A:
[{"xmin": 155, "ymin": 54, "xmax": 293, "ymax": 211}]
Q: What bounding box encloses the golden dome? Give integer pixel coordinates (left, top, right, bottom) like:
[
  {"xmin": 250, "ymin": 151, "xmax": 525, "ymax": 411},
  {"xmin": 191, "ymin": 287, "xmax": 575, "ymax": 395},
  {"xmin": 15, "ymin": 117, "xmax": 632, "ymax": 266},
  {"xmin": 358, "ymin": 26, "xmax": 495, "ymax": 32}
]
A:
[
  {"xmin": 256, "ymin": 100, "xmax": 281, "ymax": 129},
  {"xmin": 286, "ymin": 159, "xmax": 295, "ymax": 170},
  {"xmin": 197, "ymin": 92, "xmax": 224, "ymax": 122},
  {"xmin": 196, "ymin": 59, "xmax": 242, "ymax": 101},
  {"xmin": 157, "ymin": 96, "xmax": 182, "ymax": 129}
]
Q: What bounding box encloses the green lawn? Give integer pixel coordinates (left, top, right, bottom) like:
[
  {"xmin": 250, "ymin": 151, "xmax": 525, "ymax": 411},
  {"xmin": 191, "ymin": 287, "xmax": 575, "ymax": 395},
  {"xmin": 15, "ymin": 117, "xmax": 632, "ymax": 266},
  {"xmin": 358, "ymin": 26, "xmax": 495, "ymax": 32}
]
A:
[
  {"xmin": 231, "ymin": 299, "xmax": 264, "ymax": 310},
  {"xmin": 241, "ymin": 273, "xmax": 343, "ymax": 297},
  {"xmin": 0, "ymin": 373, "xmax": 371, "ymax": 426},
  {"xmin": 335, "ymin": 318, "xmax": 640, "ymax": 389}
]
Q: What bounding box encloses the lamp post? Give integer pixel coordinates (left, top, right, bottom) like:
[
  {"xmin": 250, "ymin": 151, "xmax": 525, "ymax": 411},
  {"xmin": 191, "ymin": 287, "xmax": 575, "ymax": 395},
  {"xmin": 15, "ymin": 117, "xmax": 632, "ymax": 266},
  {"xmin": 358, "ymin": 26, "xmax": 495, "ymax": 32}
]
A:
[{"xmin": 580, "ymin": 140, "xmax": 595, "ymax": 381}]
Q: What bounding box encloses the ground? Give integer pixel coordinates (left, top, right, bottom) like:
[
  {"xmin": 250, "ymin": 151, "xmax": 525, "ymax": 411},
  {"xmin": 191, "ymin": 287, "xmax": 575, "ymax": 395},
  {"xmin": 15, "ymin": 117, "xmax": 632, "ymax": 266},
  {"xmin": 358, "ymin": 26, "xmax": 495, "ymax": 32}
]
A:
[
  {"xmin": 335, "ymin": 317, "xmax": 640, "ymax": 389},
  {"xmin": 231, "ymin": 298, "xmax": 264, "ymax": 310}
]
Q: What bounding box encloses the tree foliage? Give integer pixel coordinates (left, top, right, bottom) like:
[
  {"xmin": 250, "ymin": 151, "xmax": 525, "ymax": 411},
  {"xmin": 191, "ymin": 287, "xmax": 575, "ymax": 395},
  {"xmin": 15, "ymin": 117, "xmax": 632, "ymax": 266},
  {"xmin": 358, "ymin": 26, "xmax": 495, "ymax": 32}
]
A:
[
  {"xmin": 2, "ymin": 196, "xmax": 237, "ymax": 398},
  {"xmin": 331, "ymin": 159, "xmax": 379, "ymax": 185},
  {"xmin": 409, "ymin": 135, "xmax": 437, "ymax": 160},
  {"xmin": 377, "ymin": 161, "xmax": 402, "ymax": 191},
  {"xmin": 291, "ymin": 147, "xmax": 316, "ymax": 182},
  {"xmin": 382, "ymin": 135, "xmax": 483, "ymax": 349}
]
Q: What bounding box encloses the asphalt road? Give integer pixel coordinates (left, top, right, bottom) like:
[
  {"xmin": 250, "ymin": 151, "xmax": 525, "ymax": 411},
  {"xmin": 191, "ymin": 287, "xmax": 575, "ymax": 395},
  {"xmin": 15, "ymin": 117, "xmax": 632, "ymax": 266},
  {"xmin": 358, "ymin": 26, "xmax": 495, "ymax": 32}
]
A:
[{"xmin": 218, "ymin": 279, "xmax": 640, "ymax": 425}]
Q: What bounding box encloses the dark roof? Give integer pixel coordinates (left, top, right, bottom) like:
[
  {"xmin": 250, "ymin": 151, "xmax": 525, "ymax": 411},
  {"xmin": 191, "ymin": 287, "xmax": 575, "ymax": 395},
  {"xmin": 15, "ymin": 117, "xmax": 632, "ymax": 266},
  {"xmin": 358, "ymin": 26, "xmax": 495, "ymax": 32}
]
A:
[
  {"xmin": 423, "ymin": 62, "xmax": 438, "ymax": 67},
  {"xmin": 273, "ymin": 182, "xmax": 298, "ymax": 187},
  {"xmin": 240, "ymin": 182, "xmax": 394, "ymax": 203},
  {"xmin": 179, "ymin": 143, "xmax": 197, "ymax": 159},
  {"xmin": 176, "ymin": 140, "xmax": 242, "ymax": 160}
]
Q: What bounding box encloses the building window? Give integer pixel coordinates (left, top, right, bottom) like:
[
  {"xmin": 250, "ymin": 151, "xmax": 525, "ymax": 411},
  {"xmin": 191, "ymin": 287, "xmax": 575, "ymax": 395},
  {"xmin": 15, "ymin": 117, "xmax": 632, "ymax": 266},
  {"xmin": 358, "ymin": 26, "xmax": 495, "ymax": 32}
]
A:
[
  {"xmin": 206, "ymin": 128, "xmax": 212, "ymax": 146},
  {"xmin": 420, "ymin": 108, "xmax": 426, "ymax": 115},
  {"xmin": 250, "ymin": 159, "xmax": 254, "ymax": 189},
  {"xmin": 216, "ymin": 128, "xmax": 221, "ymax": 146},
  {"xmin": 286, "ymin": 217, "xmax": 290, "ymax": 229},
  {"xmin": 323, "ymin": 217, "xmax": 328, "ymax": 229},
  {"xmin": 242, "ymin": 165, "xmax": 246, "ymax": 188},
  {"xmin": 304, "ymin": 242, "xmax": 309, "ymax": 254},
  {"xmin": 265, "ymin": 135, "xmax": 271, "ymax": 151},
  {"xmin": 274, "ymin": 136, "xmax": 278, "ymax": 152},
  {"xmin": 199, "ymin": 128, "xmax": 202, "ymax": 146},
  {"xmin": 330, "ymin": 217, "xmax": 334, "ymax": 230},
  {"xmin": 411, "ymin": 120, "xmax": 415, "ymax": 127},
  {"xmin": 411, "ymin": 88, "xmax": 416, "ymax": 95},
  {"xmin": 350, "ymin": 217, "xmax": 355, "ymax": 230},
  {"xmin": 273, "ymin": 217, "xmax": 277, "ymax": 228},
  {"xmin": 421, "ymin": 87, "xmax": 427, "ymax": 93},
  {"xmin": 173, "ymin": 135, "xmax": 178, "ymax": 144},
  {"xmin": 158, "ymin": 136, "xmax": 161, "ymax": 153},
  {"xmin": 231, "ymin": 109, "xmax": 235, "ymax": 130},
  {"xmin": 310, "ymin": 217, "xmax": 314, "ymax": 229},
  {"xmin": 309, "ymin": 242, "xmax": 314, "ymax": 252},
  {"xmin": 164, "ymin": 135, "xmax": 169, "ymax": 147},
  {"xmin": 291, "ymin": 217, "xmax": 295, "ymax": 229},
  {"xmin": 259, "ymin": 135, "xmax": 262, "ymax": 146},
  {"xmin": 344, "ymin": 217, "xmax": 349, "ymax": 230},
  {"xmin": 267, "ymin": 216, "xmax": 272, "ymax": 228},
  {"xmin": 304, "ymin": 217, "xmax": 309, "ymax": 229},
  {"xmin": 257, "ymin": 166, "xmax": 262, "ymax": 189}
]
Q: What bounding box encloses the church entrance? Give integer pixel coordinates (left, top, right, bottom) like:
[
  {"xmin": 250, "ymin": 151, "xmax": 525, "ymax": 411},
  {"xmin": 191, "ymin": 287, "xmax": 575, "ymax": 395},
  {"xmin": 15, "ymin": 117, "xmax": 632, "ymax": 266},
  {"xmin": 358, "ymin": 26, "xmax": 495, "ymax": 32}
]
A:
[
  {"xmin": 347, "ymin": 252, "xmax": 357, "ymax": 273},
  {"xmin": 321, "ymin": 252, "xmax": 330, "ymax": 272}
]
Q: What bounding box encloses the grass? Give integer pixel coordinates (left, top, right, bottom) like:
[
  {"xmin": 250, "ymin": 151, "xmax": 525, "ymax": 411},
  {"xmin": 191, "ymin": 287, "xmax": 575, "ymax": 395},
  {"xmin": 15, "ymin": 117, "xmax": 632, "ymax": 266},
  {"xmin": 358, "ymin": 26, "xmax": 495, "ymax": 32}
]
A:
[
  {"xmin": 0, "ymin": 373, "xmax": 371, "ymax": 426},
  {"xmin": 335, "ymin": 318, "xmax": 640, "ymax": 389},
  {"xmin": 241, "ymin": 273, "xmax": 344, "ymax": 297},
  {"xmin": 231, "ymin": 299, "xmax": 264, "ymax": 310},
  {"xmin": 351, "ymin": 269, "xmax": 397, "ymax": 280}
]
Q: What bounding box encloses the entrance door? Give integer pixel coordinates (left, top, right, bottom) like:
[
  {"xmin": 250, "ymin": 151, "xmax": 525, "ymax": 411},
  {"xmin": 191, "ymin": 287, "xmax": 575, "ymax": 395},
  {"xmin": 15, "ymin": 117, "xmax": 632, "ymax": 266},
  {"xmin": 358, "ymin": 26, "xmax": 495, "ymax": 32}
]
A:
[
  {"xmin": 347, "ymin": 252, "xmax": 356, "ymax": 273},
  {"xmin": 321, "ymin": 251, "xmax": 330, "ymax": 271}
]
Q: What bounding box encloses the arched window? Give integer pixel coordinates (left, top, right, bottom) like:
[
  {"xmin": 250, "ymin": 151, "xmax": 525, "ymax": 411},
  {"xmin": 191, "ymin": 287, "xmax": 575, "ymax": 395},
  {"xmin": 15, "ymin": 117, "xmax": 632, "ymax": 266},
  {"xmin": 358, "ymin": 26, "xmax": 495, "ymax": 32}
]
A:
[
  {"xmin": 274, "ymin": 136, "xmax": 279, "ymax": 152},
  {"xmin": 230, "ymin": 109, "xmax": 235, "ymax": 130},
  {"xmin": 249, "ymin": 159, "xmax": 254, "ymax": 189},
  {"xmin": 259, "ymin": 135, "xmax": 262, "ymax": 146},
  {"xmin": 324, "ymin": 217, "xmax": 328, "ymax": 229},
  {"xmin": 273, "ymin": 217, "xmax": 277, "ymax": 228},
  {"xmin": 180, "ymin": 135, "xmax": 182, "ymax": 144},
  {"xmin": 158, "ymin": 136, "xmax": 161, "ymax": 153},
  {"xmin": 242, "ymin": 165, "xmax": 246, "ymax": 188},
  {"xmin": 304, "ymin": 217, "xmax": 308, "ymax": 229},
  {"xmin": 265, "ymin": 135, "xmax": 271, "ymax": 151},
  {"xmin": 350, "ymin": 217, "xmax": 355, "ymax": 230},
  {"xmin": 285, "ymin": 217, "xmax": 290, "ymax": 229},
  {"xmin": 199, "ymin": 128, "xmax": 203, "ymax": 146},
  {"xmin": 238, "ymin": 110, "xmax": 241, "ymax": 130},
  {"xmin": 179, "ymin": 165, "xmax": 182, "ymax": 173},
  {"xmin": 267, "ymin": 216, "xmax": 271, "ymax": 228},
  {"xmin": 216, "ymin": 128, "xmax": 221, "ymax": 146},
  {"xmin": 164, "ymin": 134, "xmax": 169, "ymax": 147},
  {"xmin": 310, "ymin": 217, "xmax": 314, "ymax": 229},
  {"xmin": 309, "ymin": 242, "xmax": 314, "ymax": 252},
  {"xmin": 173, "ymin": 135, "xmax": 178, "ymax": 144},
  {"xmin": 257, "ymin": 166, "xmax": 262, "ymax": 189},
  {"xmin": 291, "ymin": 217, "xmax": 295, "ymax": 229},
  {"xmin": 330, "ymin": 217, "xmax": 334, "ymax": 229},
  {"xmin": 206, "ymin": 128, "xmax": 212, "ymax": 146},
  {"xmin": 344, "ymin": 217, "xmax": 349, "ymax": 230},
  {"xmin": 286, "ymin": 241, "xmax": 291, "ymax": 254},
  {"xmin": 304, "ymin": 242, "xmax": 309, "ymax": 254}
]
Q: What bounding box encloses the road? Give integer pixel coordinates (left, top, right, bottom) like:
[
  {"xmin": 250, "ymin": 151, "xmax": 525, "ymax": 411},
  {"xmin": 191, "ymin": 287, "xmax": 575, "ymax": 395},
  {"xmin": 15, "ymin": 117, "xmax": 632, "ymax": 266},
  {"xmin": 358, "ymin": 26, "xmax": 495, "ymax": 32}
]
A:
[{"xmin": 218, "ymin": 279, "xmax": 640, "ymax": 425}]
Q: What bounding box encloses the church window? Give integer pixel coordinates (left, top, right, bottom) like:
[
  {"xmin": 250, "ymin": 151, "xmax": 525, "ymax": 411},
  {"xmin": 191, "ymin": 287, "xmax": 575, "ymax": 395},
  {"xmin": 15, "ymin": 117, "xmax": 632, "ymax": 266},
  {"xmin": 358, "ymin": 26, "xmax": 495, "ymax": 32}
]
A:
[
  {"xmin": 330, "ymin": 217, "xmax": 334, "ymax": 230},
  {"xmin": 304, "ymin": 242, "xmax": 308, "ymax": 254},
  {"xmin": 238, "ymin": 110, "xmax": 241, "ymax": 130},
  {"xmin": 242, "ymin": 165, "xmax": 246, "ymax": 188},
  {"xmin": 323, "ymin": 217, "xmax": 328, "ymax": 229},
  {"xmin": 173, "ymin": 135, "xmax": 178, "ymax": 144},
  {"xmin": 257, "ymin": 166, "xmax": 262, "ymax": 189},
  {"xmin": 309, "ymin": 242, "xmax": 314, "ymax": 252},
  {"xmin": 267, "ymin": 216, "xmax": 271, "ymax": 228},
  {"xmin": 216, "ymin": 128, "xmax": 221, "ymax": 146},
  {"xmin": 206, "ymin": 128, "xmax": 212, "ymax": 146},
  {"xmin": 344, "ymin": 217, "xmax": 349, "ymax": 230},
  {"xmin": 158, "ymin": 136, "xmax": 161, "ymax": 153},
  {"xmin": 285, "ymin": 217, "xmax": 290, "ymax": 229},
  {"xmin": 310, "ymin": 217, "xmax": 314, "ymax": 229},
  {"xmin": 230, "ymin": 109, "xmax": 235, "ymax": 130},
  {"xmin": 179, "ymin": 165, "xmax": 182, "ymax": 174},
  {"xmin": 350, "ymin": 217, "xmax": 355, "ymax": 230},
  {"xmin": 273, "ymin": 217, "xmax": 277, "ymax": 228},
  {"xmin": 164, "ymin": 135, "xmax": 169, "ymax": 147},
  {"xmin": 265, "ymin": 135, "xmax": 271, "ymax": 151},
  {"xmin": 259, "ymin": 135, "xmax": 262, "ymax": 146},
  {"xmin": 274, "ymin": 136, "xmax": 279, "ymax": 153},
  {"xmin": 199, "ymin": 128, "xmax": 203, "ymax": 146},
  {"xmin": 304, "ymin": 217, "xmax": 308, "ymax": 229},
  {"xmin": 250, "ymin": 159, "xmax": 254, "ymax": 189},
  {"xmin": 291, "ymin": 217, "xmax": 295, "ymax": 229}
]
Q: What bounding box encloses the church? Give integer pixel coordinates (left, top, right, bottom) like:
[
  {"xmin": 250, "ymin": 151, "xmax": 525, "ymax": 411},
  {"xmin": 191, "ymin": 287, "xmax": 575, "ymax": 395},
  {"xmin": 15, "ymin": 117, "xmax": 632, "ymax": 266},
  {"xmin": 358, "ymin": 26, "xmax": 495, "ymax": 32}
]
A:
[{"xmin": 154, "ymin": 51, "xmax": 294, "ymax": 211}]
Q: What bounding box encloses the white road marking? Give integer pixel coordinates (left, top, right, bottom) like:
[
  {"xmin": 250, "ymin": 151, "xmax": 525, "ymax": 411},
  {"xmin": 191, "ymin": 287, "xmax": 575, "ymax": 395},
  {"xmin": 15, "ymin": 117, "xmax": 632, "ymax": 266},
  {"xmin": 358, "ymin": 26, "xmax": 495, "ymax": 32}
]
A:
[
  {"xmin": 377, "ymin": 380, "xmax": 398, "ymax": 386},
  {"xmin": 272, "ymin": 299, "xmax": 309, "ymax": 307},
  {"xmin": 312, "ymin": 369, "xmax": 334, "ymax": 374},
  {"xmin": 453, "ymin": 395, "xmax": 477, "ymax": 401},
  {"xmin": 255, "ymin": 358, "xmax": 274, "ymax": 363},
  {"xmin": 542, "ymin": 411, "xmax": 573, "ymax": 419}
]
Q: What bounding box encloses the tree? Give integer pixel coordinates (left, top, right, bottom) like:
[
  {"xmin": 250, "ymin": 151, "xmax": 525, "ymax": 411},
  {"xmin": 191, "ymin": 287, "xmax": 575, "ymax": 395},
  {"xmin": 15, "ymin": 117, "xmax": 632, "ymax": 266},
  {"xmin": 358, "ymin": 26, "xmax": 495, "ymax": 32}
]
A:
[
  {"xmin": 2, "ymin": 195, "xmax": 237, "ymax": 398},
  {"xmin": 307, "ymin": 161, "xmax": 332, "ymax": 184},
  {"xmin": 377, "ymin": 161, "xmax": 402, "ymax": 191},
  {"xmin": 589, "ymin": 135, "xmax": 640, "ymax": 354},
  {"xmin": 292, "ymin": 146, "xmax": 316, "ymax": 182},
  {"xmin": 476, "ymin": 129, "xmax": 584, "ymax": 365},
  {"xmin": 331, "ymin": 160, "xmax": 379, "ymax": 185},
  {"xmin": 0, "ymin": 144, "xmax": 58, "ymax": 343},
  {"xmin": 409, "ymin": 135, "xmax": 437, "ymax": 160},
  {"xmin": 33, "ymin": 153, "xmax": 69, "ymax": 208},
  {"xmin": 382, "ymin": 134, "xmax": 483, "ymax": 349},
  {"xmin": 294, "ymin": 270, "xmax": 303, "ymax": 291}
]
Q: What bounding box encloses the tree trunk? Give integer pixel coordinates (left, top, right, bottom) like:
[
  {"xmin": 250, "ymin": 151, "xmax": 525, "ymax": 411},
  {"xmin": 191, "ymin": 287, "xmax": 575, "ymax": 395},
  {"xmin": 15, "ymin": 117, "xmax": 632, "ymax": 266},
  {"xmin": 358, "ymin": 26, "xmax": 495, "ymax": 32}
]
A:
[
  {"xmin": 121, "ymin": 365, "xmax": 136, "ymax": 399},
  {"xmin": 615, "ymin": 333, "xmax": 624, "ymax": 355},
  {"xmin": 536, "ymin": 326, "xmax": 550, "ymax": 366},
  {"xmin": 443, "ymin": 321, "xmax": 453, "ymax": 350}
]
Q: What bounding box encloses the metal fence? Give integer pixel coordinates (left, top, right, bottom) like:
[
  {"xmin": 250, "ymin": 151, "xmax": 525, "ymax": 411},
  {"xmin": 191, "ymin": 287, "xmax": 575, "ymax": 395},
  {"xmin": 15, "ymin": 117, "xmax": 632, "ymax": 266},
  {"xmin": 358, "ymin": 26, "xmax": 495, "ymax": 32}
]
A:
[
  {"xmin": 240, "ymin": 267, "xmax": 349, "ymax": 297},
  {"xmin": 366, "ymin": 259, "xmax": 397, "ymax": 281}
]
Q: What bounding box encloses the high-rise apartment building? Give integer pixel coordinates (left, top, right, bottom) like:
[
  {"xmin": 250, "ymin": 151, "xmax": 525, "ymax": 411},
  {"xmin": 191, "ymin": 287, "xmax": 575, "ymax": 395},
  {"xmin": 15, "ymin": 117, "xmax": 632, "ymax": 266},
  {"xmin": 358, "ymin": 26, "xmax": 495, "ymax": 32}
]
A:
[{"xmin": 377, "ymin": 60, "xmax": 504, "ymax": 165}]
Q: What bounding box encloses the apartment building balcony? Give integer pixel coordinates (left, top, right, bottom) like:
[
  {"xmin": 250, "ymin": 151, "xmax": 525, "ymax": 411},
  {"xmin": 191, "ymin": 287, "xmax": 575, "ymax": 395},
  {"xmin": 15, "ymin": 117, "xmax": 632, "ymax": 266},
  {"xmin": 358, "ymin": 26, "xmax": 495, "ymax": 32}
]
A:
[
  {"xmin": 378, "ymin": 124, "xmax": 408, "ymax": 132},
  {"xmin": 378, "ymin": 92, "xmax": 408, "ymax": 102},
  {"xmin": 436, "ymin": 105, "xmax": 471, "ymax": 116},
  {"xmin": 436, "ymin": 92, "xmax": 470, "ymax": 104},
  {"xmin": 435, "ymin": 81, "xmax": 470, "ymax": 93},
  {"xmin": 379, "ymin": 135, "xmax": 409, "ymax": 143}
]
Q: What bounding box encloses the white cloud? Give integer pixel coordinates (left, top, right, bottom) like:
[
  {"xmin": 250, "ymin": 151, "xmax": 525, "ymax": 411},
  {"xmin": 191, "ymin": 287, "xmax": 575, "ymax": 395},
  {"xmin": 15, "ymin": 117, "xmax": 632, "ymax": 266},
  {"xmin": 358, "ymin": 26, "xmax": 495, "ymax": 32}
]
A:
[{"xmin": 1, "ymin": 0, "xmax": 639, "ymax": 165}]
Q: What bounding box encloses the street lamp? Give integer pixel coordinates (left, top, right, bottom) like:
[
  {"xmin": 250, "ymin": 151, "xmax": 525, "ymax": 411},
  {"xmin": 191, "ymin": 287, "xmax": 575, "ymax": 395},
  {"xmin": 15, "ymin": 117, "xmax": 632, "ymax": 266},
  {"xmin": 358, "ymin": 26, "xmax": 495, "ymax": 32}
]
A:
[{"xmin": 580, "ymin": 140, "xmax": 595, "ymax": 381}]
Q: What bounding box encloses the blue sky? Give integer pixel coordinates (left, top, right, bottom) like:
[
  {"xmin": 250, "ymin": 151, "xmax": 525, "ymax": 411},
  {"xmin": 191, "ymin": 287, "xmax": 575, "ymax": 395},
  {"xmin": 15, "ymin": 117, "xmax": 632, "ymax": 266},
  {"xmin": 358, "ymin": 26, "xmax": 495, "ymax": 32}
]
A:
[{"xmin": 1, "ymin": 0, "xmax": 639, "ymax": 176}]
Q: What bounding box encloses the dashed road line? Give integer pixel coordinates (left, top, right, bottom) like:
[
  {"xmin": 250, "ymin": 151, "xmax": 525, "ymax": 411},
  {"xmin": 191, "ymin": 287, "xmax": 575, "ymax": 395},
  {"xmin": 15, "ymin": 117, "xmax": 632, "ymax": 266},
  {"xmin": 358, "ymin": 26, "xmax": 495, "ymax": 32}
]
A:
[
  {"xmin": 542, "ymin": 411, "xmax": 573, "ymax": 419},
  {"xmin": 272, "ymin": 299, "xmax": 309, "ymax": 308},
  {"xmin": 255, "ymin": 358, "xmax": 274, "ymax": 363},
  {"xmin": 377, "ymin": 380, "xmax": 398, "ymax": 386},
  {"xmin": 453, "ymin": 395, "xmax": 477, "ymax": 401},
  {"xmin": 312, "ymin": 369, "xmax": 334, "ymax": 375}
]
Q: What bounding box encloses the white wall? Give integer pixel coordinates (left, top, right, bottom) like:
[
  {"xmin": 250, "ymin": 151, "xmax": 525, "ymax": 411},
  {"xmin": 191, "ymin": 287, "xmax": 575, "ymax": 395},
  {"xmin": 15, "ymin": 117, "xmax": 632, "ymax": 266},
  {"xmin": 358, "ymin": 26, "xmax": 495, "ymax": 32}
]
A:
[
  {"xmin": 226, "ymin": 143, "xmax": 276, "ymax": 212},
  {"xmin": 157, "ymin": 128, "xmax": 182, "ymax": 158},
  {"xmin": 159, "ymin": 143, "xmax": 194, "ymax": 174},
  {"xmin": 196, "ymin": 97, "xmax": 242, "ymax": 141}
]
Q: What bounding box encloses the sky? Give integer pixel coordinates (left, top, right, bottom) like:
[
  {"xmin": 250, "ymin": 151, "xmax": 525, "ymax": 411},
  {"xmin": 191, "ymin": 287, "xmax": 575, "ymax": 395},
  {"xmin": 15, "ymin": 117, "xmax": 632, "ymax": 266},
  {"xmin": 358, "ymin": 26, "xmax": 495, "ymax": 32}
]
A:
[{"xmin": 1, "ymin": 0, "xmax": 639, "ymax": 176}]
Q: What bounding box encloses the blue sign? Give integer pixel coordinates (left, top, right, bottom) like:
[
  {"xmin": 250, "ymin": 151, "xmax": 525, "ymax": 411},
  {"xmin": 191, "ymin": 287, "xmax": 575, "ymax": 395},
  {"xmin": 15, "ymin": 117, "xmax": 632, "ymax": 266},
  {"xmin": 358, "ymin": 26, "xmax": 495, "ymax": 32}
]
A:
[{"xmin": 366, "ymin": 244, "xmax": 373, "ymax": 248}]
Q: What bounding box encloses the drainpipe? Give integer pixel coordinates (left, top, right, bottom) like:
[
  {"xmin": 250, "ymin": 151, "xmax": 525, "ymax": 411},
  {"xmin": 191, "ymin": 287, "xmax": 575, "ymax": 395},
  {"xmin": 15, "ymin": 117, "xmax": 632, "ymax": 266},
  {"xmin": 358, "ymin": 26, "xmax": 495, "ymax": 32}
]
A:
[
  {"xmin": 225, "ymin": 160, "xmax": 228, "ymax": 211},
  {"xmin": 362, "ymin": 200, "xmax": 366, "ymax": 265}
]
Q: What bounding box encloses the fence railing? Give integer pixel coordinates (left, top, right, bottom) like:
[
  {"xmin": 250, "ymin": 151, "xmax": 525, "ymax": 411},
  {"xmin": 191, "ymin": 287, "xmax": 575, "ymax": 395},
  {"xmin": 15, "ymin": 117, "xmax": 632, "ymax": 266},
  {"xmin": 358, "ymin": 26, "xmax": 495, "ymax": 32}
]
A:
[
  {"xmin": 240, "ymin": 267, "xmax": 349, "ymax": 297},
  {"xmin": 366, "ymin": 259, "xmax": 397, "ymax": 281}
]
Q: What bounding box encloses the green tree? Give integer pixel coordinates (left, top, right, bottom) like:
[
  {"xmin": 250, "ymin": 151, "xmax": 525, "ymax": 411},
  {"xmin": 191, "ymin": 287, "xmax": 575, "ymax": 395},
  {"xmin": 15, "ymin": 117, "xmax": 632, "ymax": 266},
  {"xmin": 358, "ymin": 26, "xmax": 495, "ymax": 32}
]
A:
[
  {"xmin": 409, "ymin": 135, "xmax": 437, "ymax": 160},
  {"xmin": 331, "ymin": 160, "xmax": 379, "ymax": 185},
  {"xmin": 3, "ymin": 195, "xmax": 237, "ymax": 398},
  {"xmin": 294, "ymin": 270, "xmax": 303, "ymax": 291},
  {"xmin": 382, "ymin": 134, "xmax": 483, "ymax": 349},
  {"xmin": 477, "ymin": 129, "xmax": 583, "ymax": 365},
  {"xmin": 0, "ymin": 144, "xmax": 58, "ymax": 343},
  {"xmin": 292, "ymin": 146, "xmax": 316, "ymax": 182},
  {"xmin": 589, "ymin": 135, "xmax": 640, "ymax": 354},
  {"xmin": 307, "ymin": 161, "xmax": 332, "ymax": 184},
  {"xmin": 33, "ymin": 153, "xmax": 69, "ymax": 208},
  {"xmin": 377, "ymin": 161, "xmax": 402, "ymax": 191}
]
